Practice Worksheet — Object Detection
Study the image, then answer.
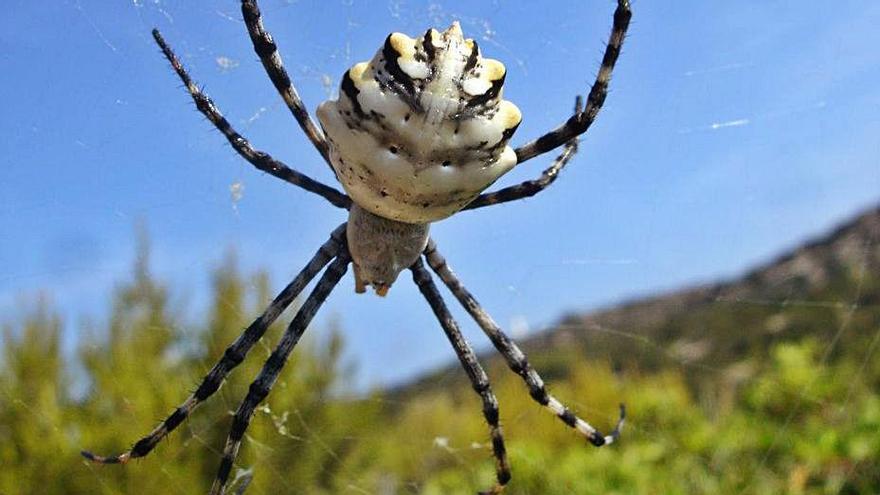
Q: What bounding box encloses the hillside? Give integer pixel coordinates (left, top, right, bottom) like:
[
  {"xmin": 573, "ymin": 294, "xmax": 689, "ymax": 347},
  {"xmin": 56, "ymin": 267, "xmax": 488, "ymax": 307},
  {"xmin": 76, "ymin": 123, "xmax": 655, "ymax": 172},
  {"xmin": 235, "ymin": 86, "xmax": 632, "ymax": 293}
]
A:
[{"xmin": 400, "ymin": 204, "xmax": 880, "ymax": 399}]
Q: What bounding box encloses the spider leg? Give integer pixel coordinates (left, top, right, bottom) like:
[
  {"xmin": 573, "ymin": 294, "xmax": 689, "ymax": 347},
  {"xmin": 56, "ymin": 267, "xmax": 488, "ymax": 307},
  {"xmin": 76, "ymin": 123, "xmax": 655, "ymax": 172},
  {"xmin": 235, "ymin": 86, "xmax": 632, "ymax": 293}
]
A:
[
  {"xmin": 241, "ymin": 0, "xmax": 333, "ymax": 169},
  {"xmin": 211, "ymin": 251, "xmax": 351, "ymax": 495},
  {"xmin": 151, "ymin": 29, "xmax": 351, "ymax": 210},
  {"xmin": 423, "ymin": 240, "xmax": 625, "ymax": 447},
  {"xmin": 465, "ymin": 98, "xmax": 580, "ymax": 210},
  {"xmin": 410, "ymin": 259, "xmax": 510, "ymax": 495},
  {"xmin": 81, "ymin": 225, "xmax": 347, "ymax": 465},
  {"xmin": 513, "ymin": 0, "xmax": 631, "ymax": 165}
]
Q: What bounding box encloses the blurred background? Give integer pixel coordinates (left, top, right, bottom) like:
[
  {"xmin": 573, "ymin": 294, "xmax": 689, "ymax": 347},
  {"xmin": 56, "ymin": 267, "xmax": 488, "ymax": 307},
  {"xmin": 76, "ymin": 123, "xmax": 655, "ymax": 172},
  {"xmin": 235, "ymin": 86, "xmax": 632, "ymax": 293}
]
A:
[{"xmin": 1, "ymin": 1, "xmax": 878, "ymax": 493}]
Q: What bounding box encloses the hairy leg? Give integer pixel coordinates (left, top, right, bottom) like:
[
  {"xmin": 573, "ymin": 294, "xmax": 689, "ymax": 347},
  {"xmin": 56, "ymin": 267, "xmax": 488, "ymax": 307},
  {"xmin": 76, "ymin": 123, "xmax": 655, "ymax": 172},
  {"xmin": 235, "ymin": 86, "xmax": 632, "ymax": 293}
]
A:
[
  {"xmin": 513, "ymin": 0, "xmax": 631, "ymax": 165},
  {"xmin": 410, "ymin": 259, "xmax": 510, "ymax": 495},
  {"xmin": 423, "ymin": 240, "xmax": 625, "ymax": 446},
  {"xmin": 152, "ymin": 29, "xmax": 350, "ymax": 209},
  {"xmin": 240, "ymin": 0, "xmax": 333, "ymax": 168},
  {"xmin": 211, "ymin": 252, "xmax": 351, "ymax": 494},
  {"xmin": 81, "ymin": 225, "xmax": 346, "ymax": 464}
]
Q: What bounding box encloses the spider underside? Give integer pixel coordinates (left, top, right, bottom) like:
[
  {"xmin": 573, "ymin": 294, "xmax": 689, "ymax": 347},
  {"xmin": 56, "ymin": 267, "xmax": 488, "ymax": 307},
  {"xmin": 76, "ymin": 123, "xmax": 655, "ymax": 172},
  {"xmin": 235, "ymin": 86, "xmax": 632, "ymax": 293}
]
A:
[{"xmin": 82, "ymin": 1, "xmax": 632, "ymax": 494}]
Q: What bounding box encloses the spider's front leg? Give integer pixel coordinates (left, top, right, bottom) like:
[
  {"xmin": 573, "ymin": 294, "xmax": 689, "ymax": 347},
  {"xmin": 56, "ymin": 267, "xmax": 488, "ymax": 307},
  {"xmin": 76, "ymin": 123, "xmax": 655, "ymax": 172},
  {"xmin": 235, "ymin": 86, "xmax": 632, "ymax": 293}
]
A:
[
  {"xmin": 151, "ymin": 30, "xmax": 350, "ymax": 209},
  {"xmin": 514, "ymin": 0, "xmax": 631, "ymax": 165},
  {"xmin": 411, "ymin": 259, "xmax": 510, "ymax": 494},
  {"xmin": 469, "ymin": 0, "xmax": 631, "ymax": 210},
  {"xmin": 241, "ymin": 0, "xmax": 333, "ymax": 169},
  {"xmin": 423, "ymin": 240, "xmax": 625, "ymax": 447}
]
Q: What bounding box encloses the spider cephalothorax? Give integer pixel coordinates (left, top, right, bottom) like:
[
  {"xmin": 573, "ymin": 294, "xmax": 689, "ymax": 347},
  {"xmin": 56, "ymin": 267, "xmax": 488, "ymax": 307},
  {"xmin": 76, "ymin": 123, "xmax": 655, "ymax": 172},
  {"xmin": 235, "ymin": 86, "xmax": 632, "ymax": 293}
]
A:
[
  {"xmin": 318, "ymin": 22, "xmax": 523, "ymax": 294},
  {"xmin": 83, "ymin": 2, "xmax": 631, "ymax": 494}
]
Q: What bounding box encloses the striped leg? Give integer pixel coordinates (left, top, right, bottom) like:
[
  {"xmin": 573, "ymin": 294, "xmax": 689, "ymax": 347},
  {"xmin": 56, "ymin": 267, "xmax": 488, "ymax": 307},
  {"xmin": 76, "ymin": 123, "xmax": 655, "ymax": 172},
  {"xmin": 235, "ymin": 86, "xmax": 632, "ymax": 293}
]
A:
[
  {"xmin": 241, "ymin": 0, "xmax": 332, "ymax": 168},
  {"xmin": 81, "ymin": 225, "xmax": 346, "ymax": 465},
  {"xmin": 410, "ymin": 259, "xmax": 510, "ymax": 495},
  {"xmin": 465, "ymin": 98, "xmax": 580, "ymax": 211},
  {"xmin": 152, "ymin": 30, "xmax": 351, "ymax": 210},
  {"xmin": 513, "ymin": 0, "xmax": 631, "ymax": 165},
  {"xmin": 211, "ymin": 252, "xmax": 350, "ymax": 495},
  {"xmin": 423, "ymin": 241, "xmax": 625, "ymax": 447}
]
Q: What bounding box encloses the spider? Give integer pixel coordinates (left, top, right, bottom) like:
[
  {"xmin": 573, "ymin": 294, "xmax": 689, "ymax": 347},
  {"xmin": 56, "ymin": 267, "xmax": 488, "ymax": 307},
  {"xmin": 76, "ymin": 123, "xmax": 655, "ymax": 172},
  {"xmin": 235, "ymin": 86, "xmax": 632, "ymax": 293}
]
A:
[{"xmin": 82, "ymin": 1, "xmax": 631, "ymax": 493}]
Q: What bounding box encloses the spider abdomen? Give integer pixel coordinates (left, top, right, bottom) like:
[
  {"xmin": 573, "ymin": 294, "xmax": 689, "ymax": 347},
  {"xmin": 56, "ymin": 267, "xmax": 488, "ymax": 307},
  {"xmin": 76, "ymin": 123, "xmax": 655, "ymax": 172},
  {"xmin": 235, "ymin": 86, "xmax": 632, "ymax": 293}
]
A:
[{"xmin": 317, "ymin": 22, "xmax": 522, "ymax": 224}]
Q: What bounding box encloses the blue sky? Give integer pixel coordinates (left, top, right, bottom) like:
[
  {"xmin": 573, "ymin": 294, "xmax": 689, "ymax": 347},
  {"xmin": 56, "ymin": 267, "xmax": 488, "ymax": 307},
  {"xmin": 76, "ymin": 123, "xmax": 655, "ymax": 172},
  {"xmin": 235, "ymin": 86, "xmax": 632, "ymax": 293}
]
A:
[{"xmin": 2, "ymin": 0, "xmax": 878, "ymax": 388}]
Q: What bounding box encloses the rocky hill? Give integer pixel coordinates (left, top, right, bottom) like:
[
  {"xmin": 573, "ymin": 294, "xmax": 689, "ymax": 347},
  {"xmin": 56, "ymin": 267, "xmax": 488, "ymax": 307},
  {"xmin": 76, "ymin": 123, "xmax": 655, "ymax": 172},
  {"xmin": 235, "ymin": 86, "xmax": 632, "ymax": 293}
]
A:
[{"xmin": 399, "ymin": 205, "xmax": 880, "ymax": 399}]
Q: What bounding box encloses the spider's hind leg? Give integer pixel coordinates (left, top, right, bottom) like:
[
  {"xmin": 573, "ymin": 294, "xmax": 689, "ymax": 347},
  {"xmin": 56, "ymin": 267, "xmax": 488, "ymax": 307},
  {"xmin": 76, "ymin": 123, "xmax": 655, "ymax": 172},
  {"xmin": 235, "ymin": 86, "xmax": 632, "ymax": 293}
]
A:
[
  {"xmin": 211, "ymin": 250, "xmax": 351, "ymax": 495},
  {"xmin": 423, "ymin": 240, "xmax": 625, "ymax": 447},
  {"xmin": 81, "ymin": 225, "xmax": 347, "ymax": 465},
  {"xmin": 411, "ymin": 259, "xmax": 510, "ymax": 494}
]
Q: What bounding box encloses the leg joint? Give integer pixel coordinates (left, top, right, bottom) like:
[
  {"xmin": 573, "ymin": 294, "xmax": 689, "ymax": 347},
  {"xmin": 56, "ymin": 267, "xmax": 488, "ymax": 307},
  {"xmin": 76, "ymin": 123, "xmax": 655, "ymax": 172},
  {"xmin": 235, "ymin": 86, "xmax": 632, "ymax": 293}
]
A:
[
  {"xmin": 506, "ymin": 356, "xmax": 527, "ymax": 375},
  {"xmin": 164, "ymin": 407, "xmax": 187, "ymax": 431},
  {"xmin": 194, "ymin": 375, "xmax": 222, "ymax": 401},
  {"xmin": 248, "ymin": 379, "xmax": 272, "ymax": 403},
  {"xmin": 483, "ymin": 402, "xmax": 500, "ymax": 425},
  {"xmin": 558, "ymin": 408, "xmax": 578, "ymax": 428},
  {"xmin": 529, "ymin": 384, "xmax": 550, "ymax": 405},
  {"xmin": 471, "ymin": 377, "xmax": 491, "ymax": 395},
  {"xmin": 224, "ymin": 346, "xmax": 246, "ymax": 366},
  {"xmin": 131, "ymin": 436, "xmax": 158, "ymax": 458}
]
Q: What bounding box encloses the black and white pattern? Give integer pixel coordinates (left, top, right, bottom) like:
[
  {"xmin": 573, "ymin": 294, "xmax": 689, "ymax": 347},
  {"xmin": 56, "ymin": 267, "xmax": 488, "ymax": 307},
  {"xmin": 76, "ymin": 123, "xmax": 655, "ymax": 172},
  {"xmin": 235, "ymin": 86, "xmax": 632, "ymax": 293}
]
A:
[
  {"xmin": 317, "ymin": 22, "xmax": 523, "ymax": 223},
  {"xmin": 82, "ymin": 1, "xmax": 633, "ymax": 493}
]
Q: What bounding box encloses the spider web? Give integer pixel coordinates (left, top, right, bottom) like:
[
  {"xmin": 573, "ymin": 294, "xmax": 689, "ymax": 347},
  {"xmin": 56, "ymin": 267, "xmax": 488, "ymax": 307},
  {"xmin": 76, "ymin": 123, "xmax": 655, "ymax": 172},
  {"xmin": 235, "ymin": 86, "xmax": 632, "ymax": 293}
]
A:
[{"xmin": 2, "ymin": 0, "xmax": 879, "ymax": 494}]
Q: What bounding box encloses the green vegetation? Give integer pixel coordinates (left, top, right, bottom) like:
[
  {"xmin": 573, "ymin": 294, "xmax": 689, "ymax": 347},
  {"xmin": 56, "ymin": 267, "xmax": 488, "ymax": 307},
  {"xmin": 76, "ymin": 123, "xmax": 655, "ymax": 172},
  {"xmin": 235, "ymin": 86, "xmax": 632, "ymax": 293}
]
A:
[{"xmin": 1, "ymin": 210, "xmax": 878, "ymax": 494}]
